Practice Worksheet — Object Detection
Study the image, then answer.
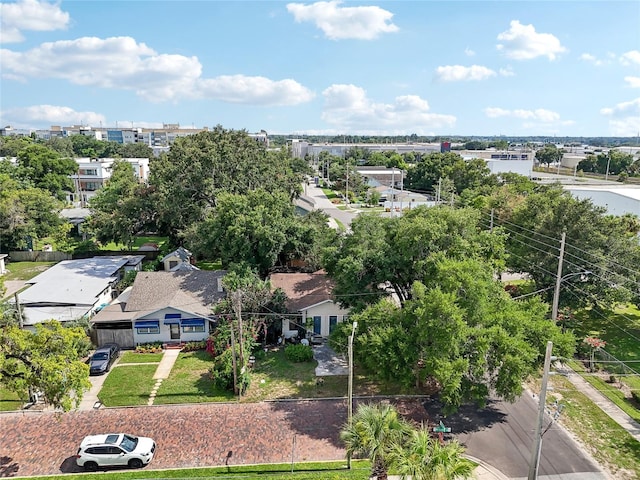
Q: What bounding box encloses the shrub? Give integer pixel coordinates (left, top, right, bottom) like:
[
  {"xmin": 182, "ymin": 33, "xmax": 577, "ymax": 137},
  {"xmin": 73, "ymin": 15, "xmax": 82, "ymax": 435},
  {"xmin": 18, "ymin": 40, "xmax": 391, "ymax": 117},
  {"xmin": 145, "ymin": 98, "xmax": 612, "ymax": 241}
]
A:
[
  {"xmin": 182, "ymin": 340, "xmax": 207, "ymax": 352},
  {"xmin": 285, "ymin": 343, "xmax": 314, "ymax": 363},
  {"xmin": 135, "ymin": 342, "xmax": 163, "ymax": 353},
  {"xmin": 632, "ymin": 390, "xmax": 640, "ymax": 406}
]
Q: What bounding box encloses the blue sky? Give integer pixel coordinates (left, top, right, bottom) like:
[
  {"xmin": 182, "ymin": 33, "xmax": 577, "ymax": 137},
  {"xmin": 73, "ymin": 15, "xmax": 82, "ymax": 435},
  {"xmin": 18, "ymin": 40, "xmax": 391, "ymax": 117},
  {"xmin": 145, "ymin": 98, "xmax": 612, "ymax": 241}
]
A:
[{"xmin": 1, "ymin": 0, "xmax": 639, "ymax": 137}]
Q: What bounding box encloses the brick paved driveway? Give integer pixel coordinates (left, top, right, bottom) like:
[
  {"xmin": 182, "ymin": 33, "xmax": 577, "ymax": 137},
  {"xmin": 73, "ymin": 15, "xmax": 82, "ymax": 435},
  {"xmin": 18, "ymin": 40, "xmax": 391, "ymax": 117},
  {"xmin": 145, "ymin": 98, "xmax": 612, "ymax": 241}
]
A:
[{"xmin": 0, "ymin": 399, "xmax": 427, "ymax": 477}]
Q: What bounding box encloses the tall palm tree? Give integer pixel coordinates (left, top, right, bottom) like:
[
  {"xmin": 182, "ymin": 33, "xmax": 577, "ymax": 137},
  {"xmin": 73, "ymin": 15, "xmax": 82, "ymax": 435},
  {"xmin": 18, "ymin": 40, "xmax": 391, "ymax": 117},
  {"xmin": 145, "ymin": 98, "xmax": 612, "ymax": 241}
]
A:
[
  {"xmin": 388, "ymin": 427, "xmax": 475, "ymax": 480},
  {"xmin": 340, "ymin": 403, "xmax": 411, "ymax": 479}
]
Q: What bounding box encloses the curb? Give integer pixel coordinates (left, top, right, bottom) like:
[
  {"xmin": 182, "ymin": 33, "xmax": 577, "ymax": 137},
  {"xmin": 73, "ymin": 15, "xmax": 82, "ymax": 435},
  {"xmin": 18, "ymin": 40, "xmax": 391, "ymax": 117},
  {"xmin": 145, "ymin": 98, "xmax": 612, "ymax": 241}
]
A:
[{"xmin": 464, "ymin": 455, "xmax": 510, "ymax": 480}]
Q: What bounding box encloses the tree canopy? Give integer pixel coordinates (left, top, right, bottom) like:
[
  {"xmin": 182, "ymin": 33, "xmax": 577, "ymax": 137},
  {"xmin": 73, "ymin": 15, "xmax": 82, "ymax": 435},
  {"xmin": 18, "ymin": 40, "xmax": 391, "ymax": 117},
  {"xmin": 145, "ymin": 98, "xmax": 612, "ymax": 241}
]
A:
[
  {"xmin": 188, "ymin": 189, "xmax": 335, "ymax": 277},
  {"xmin": 87, "ymin": 159, "xmax": 156, "ymax": 248},
  {"xmin": 0, "ymin": 321, "xmax": 91, "ymax": 411},
  {"xmin": 323, "ymin": 206, "xmax": 506, "ymax": 310},
  {"xmin": 333, "ymin": 258, "xmax": 574, "ymax": 411},
  {"xmin": 149, "ymin": 126, "xmax": 304, "ymax": 241}
]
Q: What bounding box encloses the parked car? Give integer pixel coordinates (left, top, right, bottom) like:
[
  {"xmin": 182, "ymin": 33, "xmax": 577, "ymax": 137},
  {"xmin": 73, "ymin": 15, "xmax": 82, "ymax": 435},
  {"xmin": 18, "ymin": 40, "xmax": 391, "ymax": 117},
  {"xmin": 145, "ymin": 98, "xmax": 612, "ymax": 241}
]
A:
[
  {"xmin": 89, "ymin": 343, "xmax": 120, "ymax": 375},
  {"xmin": 75, "ymin": 433, "xmax": 156, "ymax": 471}
]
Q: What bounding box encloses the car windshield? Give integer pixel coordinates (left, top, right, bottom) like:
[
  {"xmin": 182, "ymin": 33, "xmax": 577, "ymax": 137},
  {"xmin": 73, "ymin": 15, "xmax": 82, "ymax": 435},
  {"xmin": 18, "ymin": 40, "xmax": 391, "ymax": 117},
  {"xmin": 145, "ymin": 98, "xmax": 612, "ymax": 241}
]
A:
[
  {"xmin": 92, "ymin": 353, "xmax": 108, "ymax": 361},
  {"xmin": 119, "ymin": 434, "xmax": 138, "ymax": 452}
]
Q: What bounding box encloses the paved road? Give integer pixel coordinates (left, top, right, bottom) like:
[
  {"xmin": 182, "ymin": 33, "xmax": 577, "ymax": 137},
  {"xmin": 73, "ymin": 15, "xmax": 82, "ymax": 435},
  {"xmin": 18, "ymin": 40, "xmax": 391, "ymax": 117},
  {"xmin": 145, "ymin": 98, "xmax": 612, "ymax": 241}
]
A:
[
  {"xmin": 423, "ymin": 393, "xmax": 606, "ymax": 480},
  {"xmin": 0, "ymin": 395, "xmax": 605, "ymax": 478}
]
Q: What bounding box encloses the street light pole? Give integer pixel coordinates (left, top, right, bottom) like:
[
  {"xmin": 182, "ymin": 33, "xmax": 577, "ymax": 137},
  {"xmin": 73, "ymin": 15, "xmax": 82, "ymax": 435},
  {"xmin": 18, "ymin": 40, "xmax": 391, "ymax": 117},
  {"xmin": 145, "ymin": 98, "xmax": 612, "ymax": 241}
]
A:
[
  {"xmin": 347, "ymin": 321, "xmax": 358, "ymax": 469},
  {"xmin": 605, "ymin": 154, "xmax": 611, "ymax": 181}
]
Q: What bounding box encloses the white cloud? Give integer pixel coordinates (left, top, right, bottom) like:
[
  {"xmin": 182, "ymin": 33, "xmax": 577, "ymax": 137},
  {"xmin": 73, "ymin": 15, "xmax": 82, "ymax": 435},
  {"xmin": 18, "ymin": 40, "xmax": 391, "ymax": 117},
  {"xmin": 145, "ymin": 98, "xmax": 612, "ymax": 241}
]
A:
[
  {"xmin": 499, "ymin": 67, "xmax": 515, "ymax": 77},
  {"xmin": 286, "ymin": 1, "xmax": 398, "ymax": 40},
  {"xmin": 600, "ymin": 98, "xmax": 640, "ymax": 135},
  {"xmin": 625, "ymin": 76, "xmax": 640, "ymax": 88},
  {"xmin": 434, "ymin": 65, "xmax": 496, "ymax": 82},
  {"xmin": 580, "ymin": 53, "xmax": 603, "ymax": 66},
  {"xmin": 484, "ymin": 106, "xmax": 561, "ymax": 123},
  {"xmin": 600, "ymin": 98, "xmax": 640, "ymax": 117},
  {"xmin": 620, "ymin": 50, "xmax": 640, "ymax": 66},
  {"xmin": 464, "ymin": 47, "xmax": 475, "ymax": 57},
  {"xmin": 496, "ymin": 20, "xmax": 566, "ymax": 60},
  {"xmin": 321, "ymin": 84, "xmax": 455, "ymax": 134},
  {"xmin": 197, "ymin": 75, "xmax": 314, "ymax": 106},
  {"xmin": 0, "ymin": 0, "xmax": 69, "ymax": 44},
  {"xmin": 1, "ymin": 36, "xmax": 314, "ymax": 105},
  {"xmin": 0, "ymin": 105, "xmax": 106, "ymax": 129}
]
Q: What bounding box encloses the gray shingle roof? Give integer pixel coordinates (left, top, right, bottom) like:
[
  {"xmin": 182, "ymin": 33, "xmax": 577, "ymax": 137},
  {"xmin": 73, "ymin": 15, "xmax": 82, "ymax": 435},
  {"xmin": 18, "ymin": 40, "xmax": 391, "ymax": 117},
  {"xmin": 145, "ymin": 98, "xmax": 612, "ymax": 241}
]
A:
[
  {"xmin": 124, "ymin": 270, "xmax": 227, "ymax": 317},
  {"xmin": 161, "ymin": 246, "xmax": 192, "ymax": 263}
]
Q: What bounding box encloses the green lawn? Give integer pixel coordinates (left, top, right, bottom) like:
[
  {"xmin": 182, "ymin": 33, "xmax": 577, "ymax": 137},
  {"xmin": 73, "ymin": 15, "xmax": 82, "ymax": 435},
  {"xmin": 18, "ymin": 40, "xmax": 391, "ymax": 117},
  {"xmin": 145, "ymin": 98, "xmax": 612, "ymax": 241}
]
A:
[
  {"xmin": 119, "ymin": 352, "xmax": 163, "ymax": 364},
  {"xmin": 98, "ymin": 365, "xmax": 158, "ymax": 407},
  {"xmin": 573, "ymin": 304, "xmax": 640, "ymax": 393},
  {"xmin": 0, "ymin": 385, "xmax": 26, "ymax": 411},
  {"xmin": 154, "ymin": 350, "xmax": 235, "ymax": 404},
  {"xmin": 18, "ymin": 461, "xmax": 371, "ymax": 480},
  {"xmin": 196, "ymin": 260, "xmax": 223, "ymax": 270},
  {"xmin": 541, "ymin": 375, "xmax": 640, "ymax": 479},
  {"xmin": 2, "ymin": 261, "xmax": 56, "ymax": 281},
  {"xmin": 99, "ymin": 236, "xmax": 168, "ymax": 251},
  {"xmin": 568, "ymin": 360, "xmax": 640, "ymax": 423}
]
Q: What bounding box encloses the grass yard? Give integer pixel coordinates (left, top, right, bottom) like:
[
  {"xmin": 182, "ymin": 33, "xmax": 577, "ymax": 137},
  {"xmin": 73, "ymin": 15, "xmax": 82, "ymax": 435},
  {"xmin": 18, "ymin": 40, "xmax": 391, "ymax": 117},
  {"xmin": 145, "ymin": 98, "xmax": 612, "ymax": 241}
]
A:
[
  {"xmin": 18, "ymin": 461, "xmax": 371, "ymax": 480},
  {"xmin": 196, "ymin": 260, "xmax": 223, "ymax": 270},
  {"xmin": 99, "ymin": 236, "xmax": 168, "ymax": 251},
  {"xmin": 154, "ymin": 350, "xmax": 235, "ymax": 404},
  {"xmin": 0, "ymin": 385, "xmax": 26, "ymax": 411},
  {"xmin": 568, "ymin": 360, "xmax": 640, "ymax": 423},
  {"xmin": 119, "ymin": 352, "xmax": 163, "ymax": 364},
  {"xmin": 2, "ymin": 261, "xmax": 56, "ymax": 281},
  {"xmin": 98, "ymin": 364, "xmax": 158, "ymax": 407},
  {"xmin": 534, "ymin": 375, "xmax": 640, "ymax": 479}
]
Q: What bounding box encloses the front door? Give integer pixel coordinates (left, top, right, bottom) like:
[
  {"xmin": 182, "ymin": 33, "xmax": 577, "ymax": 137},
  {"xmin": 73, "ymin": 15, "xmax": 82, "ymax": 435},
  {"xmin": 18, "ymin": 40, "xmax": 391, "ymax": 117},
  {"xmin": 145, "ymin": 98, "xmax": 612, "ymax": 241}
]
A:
[
  {"xmin": 170, "ymin": 323, "xmax": 180, "ymax": 340},
  {"xmin": 313, "ymin": 316, "xmax": 322, "ymax": 335}
]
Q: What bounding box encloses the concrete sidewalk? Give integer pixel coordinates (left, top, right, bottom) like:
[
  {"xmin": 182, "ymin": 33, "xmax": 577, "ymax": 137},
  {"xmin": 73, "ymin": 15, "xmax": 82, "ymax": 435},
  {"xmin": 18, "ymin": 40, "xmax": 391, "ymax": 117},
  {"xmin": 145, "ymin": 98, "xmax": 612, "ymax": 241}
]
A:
[{"xmin": 558, "ymin": 362, "xmax": 640, "ymax": 443}]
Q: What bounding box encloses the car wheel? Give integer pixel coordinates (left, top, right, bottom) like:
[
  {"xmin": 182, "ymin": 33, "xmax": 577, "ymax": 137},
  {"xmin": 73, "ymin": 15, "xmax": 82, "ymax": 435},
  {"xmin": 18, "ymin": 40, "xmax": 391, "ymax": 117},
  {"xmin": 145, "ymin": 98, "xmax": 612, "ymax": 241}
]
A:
[
  {"xmin": 84, "ymin": 462, "xmax": 98, "ymax": 472},
  {"xmin": 128, "ymin": 458, "xmax": 143, "ymax": 469}
]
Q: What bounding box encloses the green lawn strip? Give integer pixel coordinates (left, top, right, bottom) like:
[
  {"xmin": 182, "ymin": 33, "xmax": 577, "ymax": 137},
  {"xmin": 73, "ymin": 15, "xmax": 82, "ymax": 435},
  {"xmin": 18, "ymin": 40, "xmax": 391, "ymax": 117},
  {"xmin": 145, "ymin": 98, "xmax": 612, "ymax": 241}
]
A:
[
  {"xmin": 542, "ymin": 375, "xmax": 640, "ymax": 478},
  {"xmin": 567, "ymin": 360, "xmax": 640, "ymax": 423},
  {"xmin": 573, "ymin": 305, "xmax": 640, "ymax": 363},
  {"xmin": 98, "ymin": 365, "xmax": 158, "ymax": 407},
  {"xmin": 13, "ymin": 461, "xmax": 371, "ymax": 480},
  {"xmin": 99, "ymin": 236, "xmax": 168, "ymax": 251},
  {"xmin": 3, "ymin": 261, "xmax": 57, "ymax": 281},
  {"xmin": 119, "ymin": 352, "xmax": 163, "ymax": 364},
  {"xmin": 196, "ymin": 260, "xmax": 223, "ymax": 270},
  {"xmin": 153, "ymin": 350, "xmax": 234, "ymax": 404},
  {"xmin": 0, "ymin": 385, "xmax": 26, "ymax": 411},
  {"xmin": 321, "ymin": 188, "xmax": 338, "ymax": 199}
]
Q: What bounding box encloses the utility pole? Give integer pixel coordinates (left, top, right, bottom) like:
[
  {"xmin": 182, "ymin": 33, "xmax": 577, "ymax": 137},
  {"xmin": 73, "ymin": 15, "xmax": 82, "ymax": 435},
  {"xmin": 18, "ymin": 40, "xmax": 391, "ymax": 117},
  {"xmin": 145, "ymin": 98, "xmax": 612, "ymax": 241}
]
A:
[
  {"xmin": 347, "ymin": 321, "xmax": 358, "ymax": 469},
  {"xmin": 528, "ymin": 341, "xmax": 554, "ymax": 480},
  {"xmin": 14, "ymin": 293, "xmax": 24, "ymax": 328},
  {"xmin": 391, "ymin": 169, "xmax": 395, "ymax": 214},
  {"xmin": 229, "ymin": 317, "xmax": 239, "ymax": 396},
  {"xmin": 490, "ymin": 208, "xmax": 494, "ymax": 232},
  {"xmin": 551, "ymin": 232, "xmax": 566, "ymax": 321}
]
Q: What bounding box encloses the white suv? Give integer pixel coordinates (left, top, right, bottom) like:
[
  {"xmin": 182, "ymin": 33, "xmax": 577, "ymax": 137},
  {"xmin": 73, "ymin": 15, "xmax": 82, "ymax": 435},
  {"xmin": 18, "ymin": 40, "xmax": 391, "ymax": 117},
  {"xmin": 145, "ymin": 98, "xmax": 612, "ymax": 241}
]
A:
[{"xmin": 75, "ymin": 433, "xmax": 156, "ymax": 471}]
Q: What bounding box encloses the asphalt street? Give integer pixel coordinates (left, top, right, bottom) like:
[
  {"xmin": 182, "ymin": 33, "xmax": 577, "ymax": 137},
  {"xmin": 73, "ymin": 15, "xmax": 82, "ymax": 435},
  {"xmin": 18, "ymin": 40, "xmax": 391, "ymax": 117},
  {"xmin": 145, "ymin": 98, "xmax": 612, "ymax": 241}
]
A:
[{"xmin": 423, "ymin": 393, "xmax": 606, "ymax": 479}]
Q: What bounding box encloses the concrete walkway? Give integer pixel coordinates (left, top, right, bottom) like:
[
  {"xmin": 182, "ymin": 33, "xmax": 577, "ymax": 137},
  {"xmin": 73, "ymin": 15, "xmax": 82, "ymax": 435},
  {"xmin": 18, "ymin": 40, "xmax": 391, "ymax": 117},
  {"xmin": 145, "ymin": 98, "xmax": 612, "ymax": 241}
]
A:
[
  {"xmin": 558, "ymin": 362, "xmax": 640, "ymax": 443},
  {"xmin": 148, "ymin": 348, "xmax": 181, "ymax": 406}
]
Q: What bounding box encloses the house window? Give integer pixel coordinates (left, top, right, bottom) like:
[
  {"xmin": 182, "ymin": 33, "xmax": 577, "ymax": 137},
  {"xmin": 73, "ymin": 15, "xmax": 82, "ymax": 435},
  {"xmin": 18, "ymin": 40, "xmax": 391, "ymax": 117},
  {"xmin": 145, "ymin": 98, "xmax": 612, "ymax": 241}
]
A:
[
  {"xmin": 169, "ymin": 260, "xmax": 178, "ymax": 269},
  {"xmin": 329, "ymin": 315, "xmax": 338, "ymax": 333},
  {"xmin": 182, "ymin": 325, "xmax": 205, "ymax": 333},
  {"xmin": 181, "ymin": 318, "xmax": 205, "ymax": 333},
  {"xmin": 136, "ymin": 326, "xmax": 159, "ymax": 334}
]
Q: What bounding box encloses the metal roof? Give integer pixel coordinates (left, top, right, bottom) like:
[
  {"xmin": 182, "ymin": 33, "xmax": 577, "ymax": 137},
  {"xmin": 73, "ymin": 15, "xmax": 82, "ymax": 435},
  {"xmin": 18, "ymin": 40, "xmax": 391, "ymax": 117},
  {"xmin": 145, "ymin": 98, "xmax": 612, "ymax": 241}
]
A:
[{"xmin": 18, "ymin": 257, "xmax": 129, "ymax": 305}]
